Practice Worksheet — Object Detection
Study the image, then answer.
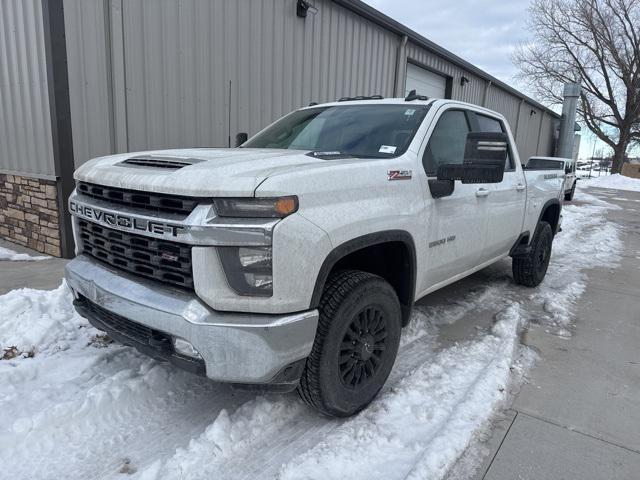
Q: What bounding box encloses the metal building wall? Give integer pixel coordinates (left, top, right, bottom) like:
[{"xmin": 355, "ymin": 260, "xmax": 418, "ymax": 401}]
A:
[
  {"xmin": 0, "ymin": 0, "xmax": 54, "ymax": 177},
  {"xmin": 120, "ymin": 0, "xmax": 398, "ymax": 152},
  {"xmin": 63, "ymin": 0, "xmax": 557, "ymax": 167},
  {"xmin": 538, "ymin": 112, "xmax": 557, "ymax": 158},
  {"xmin": 64, "ymin": 0, "xmax": 399, "ymax": 164},
  {"xmin": 405, "ymin": 42, "xmax": 486, "ymax": 105},
  {"xmin": 485, "ymin": 86, "xmax": 521, "ymax": 132},
  {"xmin": 64, "ymin": 0, "xmax": 114, "ymax": 169}
]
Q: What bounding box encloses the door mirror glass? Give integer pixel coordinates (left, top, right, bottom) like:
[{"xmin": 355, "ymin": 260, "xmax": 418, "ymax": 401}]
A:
[
  {"xmin": 437, "ymin": 132, "xmax": 508, "ymax": 184},
  {"xmin": 565, "ymin": 164, "xmax": 572, "ymax": 174}
]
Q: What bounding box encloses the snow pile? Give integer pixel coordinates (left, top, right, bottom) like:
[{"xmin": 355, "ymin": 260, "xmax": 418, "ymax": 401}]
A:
[
  {"xmin": 578, "ymin": 173, "xmax": 640, "ymax": 192},
  {"xmin": 279, "ymin": 304, "xmax": 524, "ymax": 480},
  {"xmin": 0, "ymin": 190, "xmax": 627, "ymax": 480},
  {"xmin": 0, "ymin": 282, "xmax": 90, "ymax": 358},
  {"xmin": 0, "ymin": 245, "xmax": 49, "ymax": 261},
  {"xmin": 140, "ymin": 396, "xmax": 306, "ymax": 480}
]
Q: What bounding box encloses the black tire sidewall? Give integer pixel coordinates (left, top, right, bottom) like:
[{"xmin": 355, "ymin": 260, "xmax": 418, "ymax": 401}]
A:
[
  {"xmin": 532, "ymin": 222, "xmax": 553, "ymax": 283},
  {"xmin": 318, "ymin": 279, "xmax": 401, "ymax": 416}
]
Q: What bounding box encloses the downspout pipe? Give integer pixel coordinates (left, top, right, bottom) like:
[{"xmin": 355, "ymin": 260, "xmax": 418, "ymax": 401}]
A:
[
  {"xmin": 394, "ymin": 35, "xmax": 409, "ymax": 97},
  {"xmin": 557, "ymin": 83, "xmax": 581, "ymax": 158}
]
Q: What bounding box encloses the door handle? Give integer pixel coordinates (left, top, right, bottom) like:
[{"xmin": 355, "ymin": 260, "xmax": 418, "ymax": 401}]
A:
[
  {"xmin": 476, "ymin": 188, "xmax": 490, "ymax": 198},
  {"xmin": 516, "ymin": 183, "xmax": 526, "ymax": 191}
]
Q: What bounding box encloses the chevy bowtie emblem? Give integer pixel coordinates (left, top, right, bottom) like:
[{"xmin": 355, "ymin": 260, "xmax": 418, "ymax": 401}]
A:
[
  {"xmin": 387, "ymin": 169, "xmax": 412, "ymax": 181},
  {"xmin": 161, "ymin": 252, "xmax": 179, "ymax": 262}
]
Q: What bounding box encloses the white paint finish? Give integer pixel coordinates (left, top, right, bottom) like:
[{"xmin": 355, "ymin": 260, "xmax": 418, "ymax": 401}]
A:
[
  {"xmin": 193, "ymin": 213, "xmax": 332, "ymax": 314},
  {"xmin": 0, "ymin": 0, "xmax": 54, "ymax": 176},
  {"xmin": 72, "ymin": 98, "xmax": 565, "ymax": 316},
  {"xmin": 404, "ymin": 63, "xmax": 447, "ymax": 99},
  {"xmin": 484, "ymin": 170, "xmax": 527, "ymax": 259},
  {"xmin": 73, "ymin": 148, "xmax": 322, "ymax": 197}
]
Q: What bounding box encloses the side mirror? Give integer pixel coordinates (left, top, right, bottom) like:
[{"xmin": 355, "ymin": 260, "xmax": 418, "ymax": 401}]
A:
[
  {"xmin": 437, "ymin": 132, "xmax": 508, "ymax": 184},
  {"xmin": 565, "ymin": 165, "xmax": 572, "ymax": 174},
  {"xmin": 235, "ymin": 132, "xmax": 248, "ymax": 147}
]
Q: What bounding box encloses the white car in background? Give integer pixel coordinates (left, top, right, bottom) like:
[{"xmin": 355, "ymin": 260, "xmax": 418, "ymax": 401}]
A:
[{"xmin": 526, "ymin": 156, "xmax": 576, "ymax": 201}]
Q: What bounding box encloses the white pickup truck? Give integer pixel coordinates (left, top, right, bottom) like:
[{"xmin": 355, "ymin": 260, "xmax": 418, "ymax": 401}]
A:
[
  {"xmin": 65, "ymin": 96, "xmax": 564, "ymax": 417},
  {"xmin": 526, "ymin": 156, "xmax": 577, "ymax": 201}
]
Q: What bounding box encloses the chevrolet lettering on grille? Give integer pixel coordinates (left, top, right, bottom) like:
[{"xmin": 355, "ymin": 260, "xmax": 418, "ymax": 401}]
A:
[{"xmin": 69, "ymin": 201, "xmax": 185, "ymax": 237}]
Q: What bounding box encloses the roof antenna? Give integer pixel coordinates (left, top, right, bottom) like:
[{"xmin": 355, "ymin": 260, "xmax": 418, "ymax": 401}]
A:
[{"xmin": 405, "ymin": 89, "xmax": 429, "ymax": 101}]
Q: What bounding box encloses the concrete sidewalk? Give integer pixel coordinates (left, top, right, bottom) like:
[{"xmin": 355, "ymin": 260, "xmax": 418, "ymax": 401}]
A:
[
  {"xmin": 478, "ymin": 188, "xmax": 640, "ymax": 480},
  {"xmin": 0, "ymin": 239, "xmax": 67, "ymax": 294}
]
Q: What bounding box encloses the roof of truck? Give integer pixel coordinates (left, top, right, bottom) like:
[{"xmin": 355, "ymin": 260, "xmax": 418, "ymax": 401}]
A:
[{"xmin": 300, "ymin": 98, "xmax": 509, "ymax": 122}]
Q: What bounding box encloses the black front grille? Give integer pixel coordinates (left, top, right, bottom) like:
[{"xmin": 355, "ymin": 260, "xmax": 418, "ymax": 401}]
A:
[
  {"xmin": 79, "ymin": 295, "xmax": 159, "ymax": 345},
  {"xmin": 74, "ymin": 295, "xmax": 206, "ymax": 376},
  {"xmin": 79, "ymin": 219, "xmax": 193, "ymax": 289},
  {"xmin": 76, "ymin": 182, "xmax": 204, "ymax": 216}
]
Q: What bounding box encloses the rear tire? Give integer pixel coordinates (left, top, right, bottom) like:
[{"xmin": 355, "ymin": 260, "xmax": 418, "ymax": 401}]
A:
[
  {"xmin": 297, "ymin": 270, "xmax": 402, "ymax": 417},
  {"xmin": 564, "ymin": 183, "xmax": 575, "ymax": 201},
  {"xmin": 512, "ymin": 221, "xmax": 553, "ymax": 287}
]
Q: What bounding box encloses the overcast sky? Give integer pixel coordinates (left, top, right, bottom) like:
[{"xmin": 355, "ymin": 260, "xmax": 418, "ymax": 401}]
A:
[
  {"xmin": 367, "ymin": 0, "xmax": 612, "ymax": 160},
  {"xmin": 367, "ymin": 0, "xmax": 531, "ymax": 87}
]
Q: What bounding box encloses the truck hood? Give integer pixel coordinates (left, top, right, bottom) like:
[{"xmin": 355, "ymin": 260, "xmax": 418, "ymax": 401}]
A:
[{"xmin": 74, "ymin": 148, "xmax": 327, "ymax": 197}]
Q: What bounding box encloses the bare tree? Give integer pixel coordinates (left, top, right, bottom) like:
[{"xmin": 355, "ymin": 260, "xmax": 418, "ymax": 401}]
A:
[{"xmin": 514, "ymin": 0, "xmax": 640, "ymax": 173}]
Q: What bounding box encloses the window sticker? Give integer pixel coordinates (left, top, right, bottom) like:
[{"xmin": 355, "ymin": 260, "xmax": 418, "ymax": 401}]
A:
[
  {"xmin": 404, "ymin": 108, "xmax": 416, "ymax": 116},
  {"xmin": 379, "ymin": 145, "xmax": 397, "ymax": 154}
]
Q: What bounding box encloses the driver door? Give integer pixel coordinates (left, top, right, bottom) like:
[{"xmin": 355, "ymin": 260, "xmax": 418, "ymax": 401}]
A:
[{"xmin": 418, "ymin": 108, "xmax": 491, "ymax": 292}]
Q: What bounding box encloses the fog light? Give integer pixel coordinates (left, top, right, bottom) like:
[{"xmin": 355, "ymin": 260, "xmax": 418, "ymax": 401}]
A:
[
  {"xmin": 172, "ymin": 337, "xmax": 202, "ymax": 359},
  {"xmin": 218, "ymin": 246, "xmax": 273, "ymax": 296}
]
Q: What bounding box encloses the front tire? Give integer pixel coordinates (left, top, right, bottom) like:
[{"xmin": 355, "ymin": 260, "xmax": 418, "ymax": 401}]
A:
[
  {"xmin": 512, "ymin": 221, "xmax": 553, "ymax": 287},
  {"xmin": 297, "ymin": 270, "xmax": 402, "ymax": 417}
]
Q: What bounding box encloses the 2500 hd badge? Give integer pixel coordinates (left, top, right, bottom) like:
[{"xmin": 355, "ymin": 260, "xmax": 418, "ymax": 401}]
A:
[{"xmin": 69, "ymin": 200, "xmax": 184, "ymax": 237}]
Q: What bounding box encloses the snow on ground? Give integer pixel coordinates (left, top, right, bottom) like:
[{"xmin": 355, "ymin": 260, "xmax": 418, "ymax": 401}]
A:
[
  {"xmin": 0, "ymin": 282, "xmax": 91, "ymax": 358},
  {"xmin": 578, "ymin": 173, "xmax": 640, "ymax": 192},
  {"xmin": 0, "ymin": 192, "xmax": 624, "ymax": 480},
  {"xmin": 0, "ymin": 245, "xmax": 49, "ymax": 261}
]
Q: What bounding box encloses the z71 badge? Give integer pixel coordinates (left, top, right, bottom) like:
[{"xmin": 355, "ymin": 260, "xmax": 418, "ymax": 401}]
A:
[{"xmin": 387, "ymin": 170, "xmax": 412, "ymax": 181}]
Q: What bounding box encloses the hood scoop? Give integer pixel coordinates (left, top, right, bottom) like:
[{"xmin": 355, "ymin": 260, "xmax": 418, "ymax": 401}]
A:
[{"xmin": 119, "ymin": 155, "xmax": 205, "ymax": 170}]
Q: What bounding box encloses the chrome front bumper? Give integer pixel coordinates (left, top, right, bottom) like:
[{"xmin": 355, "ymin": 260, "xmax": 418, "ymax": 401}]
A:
[{"xmin": 65, "ymin": 255, "xmax": 318, "ymax": 384}]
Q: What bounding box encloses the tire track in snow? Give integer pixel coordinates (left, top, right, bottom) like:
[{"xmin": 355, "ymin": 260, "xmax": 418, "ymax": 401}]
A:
[{"xmin": 0, "ymin": 191, "xmax": 623, "ymax": 480}]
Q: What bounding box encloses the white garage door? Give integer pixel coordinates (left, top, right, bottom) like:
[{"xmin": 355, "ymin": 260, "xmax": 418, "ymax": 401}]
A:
[{"xmin": 404, "ymin": 63, "xmax": 447, "ymax": 99}]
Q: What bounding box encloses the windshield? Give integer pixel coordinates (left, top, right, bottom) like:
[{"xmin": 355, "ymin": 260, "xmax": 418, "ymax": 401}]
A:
[{"xmin": 243, "ymin": 104, "xmax": 430, "ymax": 158}]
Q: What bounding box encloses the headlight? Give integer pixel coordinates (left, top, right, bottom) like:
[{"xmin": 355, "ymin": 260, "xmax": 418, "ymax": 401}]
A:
[
  {"xmin": 214, "ymin": 196, "xmax": 298, "ymax": 218},
  {"xmin": 218, "ymin": 246, "xmax": 273, "ymax": 296}
]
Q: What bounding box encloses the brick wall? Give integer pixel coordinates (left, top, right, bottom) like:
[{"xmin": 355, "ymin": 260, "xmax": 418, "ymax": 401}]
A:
[
  {"xmin": 0, "ymin": 173, "xmax": 62, "ymax": 256},
  {"xmin": 622, "ymin": 163, "xmax": 640, "ymax": 179}
]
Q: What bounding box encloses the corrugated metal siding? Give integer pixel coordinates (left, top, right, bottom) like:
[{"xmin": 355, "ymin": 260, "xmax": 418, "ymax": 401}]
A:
[
  {"xmin": 64, "ymin": 0, "xmax": 114, "ymax": 168},
  {"xmin": 62, "ymin": 0, "xmax": 556, "ymax": 166},
  {"xmin": 119, "ymin": 0, "xmax": 398, "ymax": 152},
  {"xmin": 405, "ymin": 42, "xmax": 486, "ymax": 105},
  {"xmin": 0, "ymin": 0, "xmax": 54, "ymax": 176},
  {"xmin": 538, "ymin": 112, "xmax": 557, "ymax": 157},
  {"xmin": 514, "ymin": 104, "xmax": 544, "ymax": 163},
  {"xmin": 485, "ymin": 85, "xmax": 521, "ymax": 131}
]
